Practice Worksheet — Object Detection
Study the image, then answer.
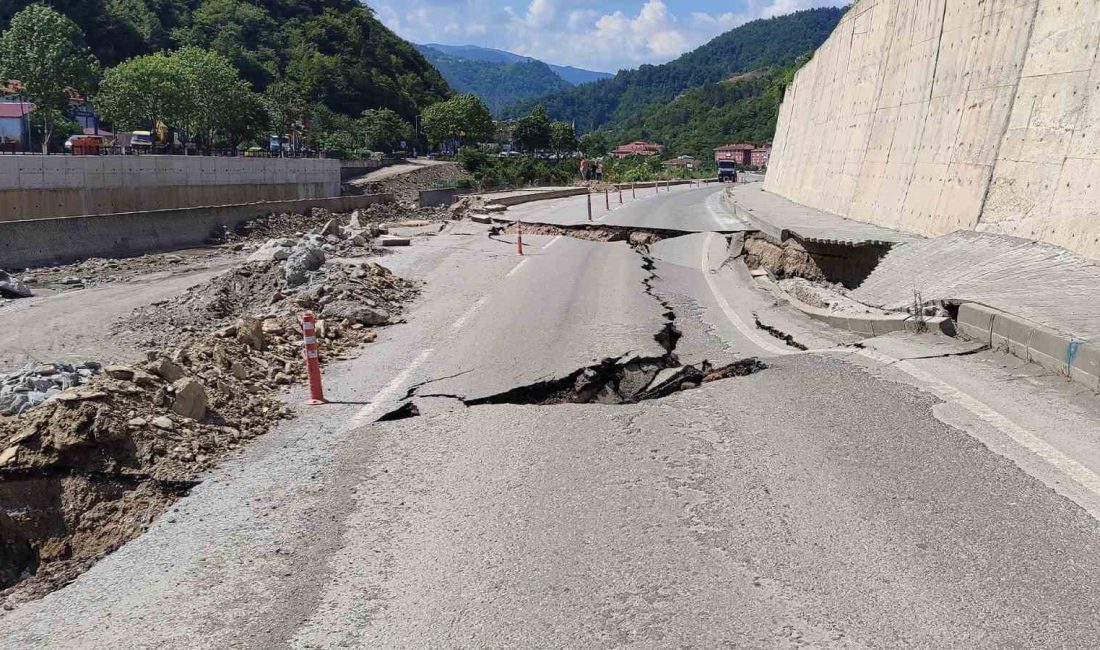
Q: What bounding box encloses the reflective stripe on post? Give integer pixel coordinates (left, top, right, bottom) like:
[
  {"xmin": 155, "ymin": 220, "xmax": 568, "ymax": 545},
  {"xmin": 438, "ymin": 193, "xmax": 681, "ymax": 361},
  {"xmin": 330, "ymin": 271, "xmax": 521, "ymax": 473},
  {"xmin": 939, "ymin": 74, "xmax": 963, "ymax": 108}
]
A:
[{"xmin": 300, "ymin": 312, "xmax": 327, "ymax": 405}]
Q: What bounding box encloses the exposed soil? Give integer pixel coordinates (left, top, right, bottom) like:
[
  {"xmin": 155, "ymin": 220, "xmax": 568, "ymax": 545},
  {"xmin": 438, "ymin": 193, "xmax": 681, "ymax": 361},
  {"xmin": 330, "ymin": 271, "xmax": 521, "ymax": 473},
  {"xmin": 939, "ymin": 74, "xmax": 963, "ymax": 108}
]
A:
[
  {"xmin": 346, "ymin": 162, "xmax": 467, "ymax": 206},
  {"xmin": 0, "ymin": 206, "xmax": 425, "ymax": 609}
]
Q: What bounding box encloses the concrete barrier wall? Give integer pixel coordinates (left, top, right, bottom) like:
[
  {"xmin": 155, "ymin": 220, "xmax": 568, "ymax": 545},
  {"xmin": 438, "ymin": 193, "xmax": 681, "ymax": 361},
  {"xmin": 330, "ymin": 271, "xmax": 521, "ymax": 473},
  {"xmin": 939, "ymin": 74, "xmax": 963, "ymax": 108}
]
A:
[
  {"xmin": 0, "ymin": 156, "xmax": 342, "ymax": 222},
  {"xmin": 0, "ymin": 193, "xmax": 393, "ymax": 269},
  {"xmin": 765, "ymin": 0, "xmax": 1100, "ymax": 261}
]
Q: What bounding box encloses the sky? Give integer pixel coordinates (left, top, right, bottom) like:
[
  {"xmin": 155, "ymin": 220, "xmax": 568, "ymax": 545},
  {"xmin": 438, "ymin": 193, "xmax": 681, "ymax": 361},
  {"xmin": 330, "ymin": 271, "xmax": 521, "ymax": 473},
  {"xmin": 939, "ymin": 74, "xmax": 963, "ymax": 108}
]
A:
[{"xmin": 370, "ymin": 0, "xmax": 845, "ymax": 73}]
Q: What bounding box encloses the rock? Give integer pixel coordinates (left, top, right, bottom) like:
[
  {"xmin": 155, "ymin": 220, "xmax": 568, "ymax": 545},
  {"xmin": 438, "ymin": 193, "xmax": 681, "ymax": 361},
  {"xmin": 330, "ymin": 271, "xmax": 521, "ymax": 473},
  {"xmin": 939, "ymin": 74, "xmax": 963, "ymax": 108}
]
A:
[
  {"xmin": 247, "ymin": 239, "xmax": 294, "ymax": 263},
  {"xmin": 236, "ymin": 317, "xmax": 265, "ymax": 351},
  {"xmin": 128, "ymin": 417, "xmax": 148, "ymax": 427},
  {"xmin": 321, "ymin": 301, "xmax": 389, "ymax": 326},
  {"xmin": 105, "ymin": 365, "xmax": 136, "ymax": 381},
  {"xmin": 319, "ymin": 219, "xmax": 341, "ymax": 237},
  {"xmin": 0, "ymin": 446, "xmax": 19, "ymax": 467},
  {"xmin": 171, "ymin": 378, "xmax": 208, "ymax": 420},
  {"xmin": 230, "ymin": 361, "xmax": 250, "ymax": 380},
  {"xmin": 349, "ymin": 209, "xmax": 366, "ymax": 229},
  {"xmin": 378, "ymin": 236, "xmax": 411, "ymax": 247},
  {"xmin": 152, "ymin": 416, "xmax": 175, "ymax": 430},
  {"xmin": 350, "ymin": 235, "xmax": 367, "ymax": 246},
  {"xmin": 284, "ymin": 241, "xmax": 326, "ymax": 287},
  {"xmin": 0, "ymin": 270, "xmax": 32, "ymax": 298},
  {"xmin": 131, "ymin": 370, "xmax": 157, "ymax": 387},
  {"xmin": 148, "ymin": 358, "xmax": 186, "ymax": 382}
]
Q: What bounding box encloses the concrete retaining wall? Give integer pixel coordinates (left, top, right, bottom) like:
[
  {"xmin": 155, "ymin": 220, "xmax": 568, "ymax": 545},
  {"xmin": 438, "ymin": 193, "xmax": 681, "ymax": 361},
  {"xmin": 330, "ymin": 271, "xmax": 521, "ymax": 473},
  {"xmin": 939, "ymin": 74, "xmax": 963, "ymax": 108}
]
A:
[
  {"xmin": 765, "ymin": 0, "xmax": 1100, "ymax": 261},
  {"xmin": 0, "ymin": 193, "xmax": 393, "ymax": 269},
  {"xmin": 0, "ymin": 156, "xmax": 342, "ymax": 222},
  {"xmin": 419, "ymin": 188, "xmax": 458, "ymax": 208}
]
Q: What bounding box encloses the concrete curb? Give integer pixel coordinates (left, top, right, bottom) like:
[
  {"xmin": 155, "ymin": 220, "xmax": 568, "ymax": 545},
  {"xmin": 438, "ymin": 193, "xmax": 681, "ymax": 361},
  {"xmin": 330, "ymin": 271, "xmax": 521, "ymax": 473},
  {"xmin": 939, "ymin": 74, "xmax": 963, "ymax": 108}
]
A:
[
  {"xmin": 483, "ymin": 187, "xmax": 589, "ymax": 207},
  {"xmin": 957, "ymin": 303, "xmax": 1099, "ymax": 391},
  {"xmin": 612, "ymin": 179, "xmax": 712, "ymax": 191},
  {"xmin": 775, "ymin": 286, "xmax": 955, "ymax": 337}
]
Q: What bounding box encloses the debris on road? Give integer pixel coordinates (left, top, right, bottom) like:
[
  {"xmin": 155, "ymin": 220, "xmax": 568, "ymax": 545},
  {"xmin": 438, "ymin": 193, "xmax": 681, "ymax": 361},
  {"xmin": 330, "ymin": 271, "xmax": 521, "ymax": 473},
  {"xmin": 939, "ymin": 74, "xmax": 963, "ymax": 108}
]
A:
[
  {"xmin": 0, "ymin": 205, "xmax": 424, "ymax": 608},
  {"xmin": 0, "ymin": 270, "xmax": 32, "ymax": 299}
]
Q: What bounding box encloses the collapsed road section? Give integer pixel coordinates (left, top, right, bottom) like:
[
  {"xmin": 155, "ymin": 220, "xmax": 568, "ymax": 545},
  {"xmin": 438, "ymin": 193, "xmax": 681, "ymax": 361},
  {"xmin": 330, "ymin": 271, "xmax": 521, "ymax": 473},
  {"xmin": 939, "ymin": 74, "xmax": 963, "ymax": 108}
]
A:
[{"xmin": 388, "ymin": 234, "xmax": 767, "ymax": 419}]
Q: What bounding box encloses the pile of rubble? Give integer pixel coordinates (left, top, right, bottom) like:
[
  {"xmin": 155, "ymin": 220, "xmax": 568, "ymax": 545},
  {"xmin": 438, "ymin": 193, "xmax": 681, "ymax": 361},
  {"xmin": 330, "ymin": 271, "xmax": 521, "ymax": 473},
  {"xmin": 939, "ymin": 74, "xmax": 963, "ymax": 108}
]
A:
[
  {"xmin": 0, "ymin": 362, "xmax": 102, "ymax": 416},
  {"xmin": 118, "ymin": 211, "xmax": 419, "ymax": 351},
  {"xmin": 0, "ymin": 206, "xmax": 426, "ymax": 605}
]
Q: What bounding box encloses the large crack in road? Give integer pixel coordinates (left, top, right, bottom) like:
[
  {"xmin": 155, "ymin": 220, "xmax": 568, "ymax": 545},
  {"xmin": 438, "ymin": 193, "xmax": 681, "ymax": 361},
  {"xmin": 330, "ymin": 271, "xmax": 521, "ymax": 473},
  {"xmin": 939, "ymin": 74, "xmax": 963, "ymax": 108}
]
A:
[{"xmin": 379, "ymin": 236, "xmax": 767, "ymax": 421}]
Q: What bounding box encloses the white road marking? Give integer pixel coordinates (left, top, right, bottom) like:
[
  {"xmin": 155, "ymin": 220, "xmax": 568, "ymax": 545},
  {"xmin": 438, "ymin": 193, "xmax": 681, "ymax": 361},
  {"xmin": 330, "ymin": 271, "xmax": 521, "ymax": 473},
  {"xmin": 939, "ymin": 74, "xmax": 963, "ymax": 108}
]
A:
[
  {"xmin": 700, "ymin": 232, "xmax": 1100, "ymax": 509},
  {"xmin": 451, "ymin": 296, "xmax": 488, "ymax": 331},
  {"xmin": 544, "ymin": 235, "xmax": 563, "ymax": 249},
  {"xmin": 506, "ymin": 258, "xmax": 530, "ymax": 277},
  {"xmin": 700, "ymin": 233, "xmax": 795, "ymax": 356},
  {"xmin": 859, "ymin": 349, "xmax": 1100, "ymax": 501},
  {"xmin": 349, "ymin": 348, "xmax": 434, "ymax": 427}
]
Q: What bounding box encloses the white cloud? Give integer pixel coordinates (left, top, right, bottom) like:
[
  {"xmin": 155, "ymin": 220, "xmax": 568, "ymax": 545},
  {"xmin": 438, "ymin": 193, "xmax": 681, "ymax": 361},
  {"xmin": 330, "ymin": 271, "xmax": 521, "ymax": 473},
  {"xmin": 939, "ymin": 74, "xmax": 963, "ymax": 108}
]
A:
[{"xmin": 368, "ymin": 0, "xmax": 844, "ymax": 72}]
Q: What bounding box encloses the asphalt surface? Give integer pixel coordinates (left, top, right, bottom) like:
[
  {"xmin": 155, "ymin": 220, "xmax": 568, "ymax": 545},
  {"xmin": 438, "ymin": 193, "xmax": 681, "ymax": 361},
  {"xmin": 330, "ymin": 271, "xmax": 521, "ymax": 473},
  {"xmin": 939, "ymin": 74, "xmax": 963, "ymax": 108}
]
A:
[{"xmin": 4, "ymin": 187, "xmax": 1100, "ymax": 648}]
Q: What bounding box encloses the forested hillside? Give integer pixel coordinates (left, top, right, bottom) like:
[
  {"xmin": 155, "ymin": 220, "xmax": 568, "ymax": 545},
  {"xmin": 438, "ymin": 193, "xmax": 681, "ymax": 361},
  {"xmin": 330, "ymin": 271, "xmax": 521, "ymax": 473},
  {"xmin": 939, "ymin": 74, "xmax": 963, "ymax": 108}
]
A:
[
  {"xmin": 503, "ymin": 8, "xmax": 843, "ymax": 132},
  {"xmin": 606, "ymin": 61, "xmax": 804, "ymax": 160},
  {"xmin": 0, "ymin": 0, "xmax": 451, "ymax": 121},
  {"xmin": 415, "ymin": 46, "xmax": 571, "ymax": 114}
]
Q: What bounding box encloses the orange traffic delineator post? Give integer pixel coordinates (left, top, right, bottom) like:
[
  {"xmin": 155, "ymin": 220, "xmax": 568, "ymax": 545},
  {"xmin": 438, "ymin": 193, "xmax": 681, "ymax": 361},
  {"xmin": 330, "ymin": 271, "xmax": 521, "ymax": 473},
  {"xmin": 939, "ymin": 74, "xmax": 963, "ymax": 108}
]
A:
[
  {"xmin": 605, "ymin": 188, "xmax": 610, "ymax": 210},
  {"xmin": 619, "ymin": 188, "xmax": 623, "ymax": 204},
  {"xmin": 587, "ymin": 193, "xmax": 593, "ymax": 220},
  {"xmin": 516, "ymin": 217, "xmax": 524, "ymax": 255},
  {"xmin": 631, "ymin": 183, "xmax": 636, "ymax": 199},
  {"xmin": 300, "ymin": 312, "xmax": 327, "ymax": 405}
]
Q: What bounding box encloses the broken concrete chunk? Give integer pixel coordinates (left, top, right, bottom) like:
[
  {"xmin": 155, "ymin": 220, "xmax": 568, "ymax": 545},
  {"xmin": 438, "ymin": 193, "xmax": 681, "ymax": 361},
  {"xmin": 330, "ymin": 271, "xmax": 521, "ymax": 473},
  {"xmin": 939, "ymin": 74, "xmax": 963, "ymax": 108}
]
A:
[
  {"xmin": 0, "ymin": 270, "xmax": 32, "ymax": 298},
  {"xmin": 378, "ymin": 236, "xmax": 411, "ymax": 247},
  {"xmin": 247, "ymin": 239, "xmax": 294, "ymax": 263},
  {"xmin": 236, "ymin": 317, "xmax": 265, "ymax": 351},
  {"xmin": 152, "ymin": 415, "xmax": 175, "ymax": 430},
  {"xmin": 147, "ymin": 358, "xmax": 186, "ymax": 383},
  {"xmin": 170, "ymin": 377, "xmax": 208, "ymax": 420},
  {"xmin": 321, "ymin": 301, "xmax": 389, "ymax": 326},
  {"xmin": 284, "ymin": 241, "xmax": 326, "ymax": 287},
  {"xmin": 104, "ymin": 365, "xmax": 136, "ymax": 381}
]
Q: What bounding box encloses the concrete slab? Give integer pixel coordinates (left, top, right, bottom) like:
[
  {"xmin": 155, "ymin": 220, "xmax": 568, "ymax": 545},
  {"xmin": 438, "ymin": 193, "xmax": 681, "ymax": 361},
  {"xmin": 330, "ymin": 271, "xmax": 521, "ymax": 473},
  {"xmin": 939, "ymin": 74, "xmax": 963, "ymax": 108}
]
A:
[{"xmin": 859, "ymin": 331, "xmax": 988, "ymax": 360}]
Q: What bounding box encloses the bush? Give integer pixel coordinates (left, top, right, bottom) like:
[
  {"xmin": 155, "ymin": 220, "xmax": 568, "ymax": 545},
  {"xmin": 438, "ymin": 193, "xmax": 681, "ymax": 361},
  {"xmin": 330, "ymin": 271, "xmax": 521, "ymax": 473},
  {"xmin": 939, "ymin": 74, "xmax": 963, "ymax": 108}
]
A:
[{"xmin": 456, "ymin": 148, "xmax": 578, "ymax": 189}]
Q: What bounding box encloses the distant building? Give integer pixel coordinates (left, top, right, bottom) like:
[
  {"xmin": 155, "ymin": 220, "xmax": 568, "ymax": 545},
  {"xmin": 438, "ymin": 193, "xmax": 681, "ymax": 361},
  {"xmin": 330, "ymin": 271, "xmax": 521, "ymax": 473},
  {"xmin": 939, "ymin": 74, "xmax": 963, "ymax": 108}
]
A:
[
  {"xmin": 611, "ymin": 140, "xmax": 665, "ymax": 159},
  {"xmin": 751, "ymin": 144, "xmax": 772, "ymax": 168},
  {"xmin": 664, "ymin": 155, "xmax": 701, "ymax": 169},
  {"xmin": 0, "ymin": 101, "xmax": 33, "ymax": 151},
  {"xmin": 715, "ymin": 143, "xmax": 754, "ymax": 165}
]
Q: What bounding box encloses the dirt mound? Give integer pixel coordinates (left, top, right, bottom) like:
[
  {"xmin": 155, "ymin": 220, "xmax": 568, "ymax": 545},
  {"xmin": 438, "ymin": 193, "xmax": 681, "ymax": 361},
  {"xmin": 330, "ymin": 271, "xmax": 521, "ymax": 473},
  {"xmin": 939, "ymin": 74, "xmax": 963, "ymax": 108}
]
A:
[{"xmin": 0, "ymin": 257, "xmax": 419, "ymax": 608}]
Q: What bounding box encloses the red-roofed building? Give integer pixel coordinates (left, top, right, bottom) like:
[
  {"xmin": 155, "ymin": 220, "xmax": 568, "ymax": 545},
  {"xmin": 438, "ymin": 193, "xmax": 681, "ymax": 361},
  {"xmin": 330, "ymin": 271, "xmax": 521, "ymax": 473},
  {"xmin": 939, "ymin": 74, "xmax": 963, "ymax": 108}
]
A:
[
  {"xmin": 610, "ymin": 140, "xmax": 665, "ymax": 159},
  {"xmin": 715, "ymin": 143, "xmax": 755, "ymax": 165}
]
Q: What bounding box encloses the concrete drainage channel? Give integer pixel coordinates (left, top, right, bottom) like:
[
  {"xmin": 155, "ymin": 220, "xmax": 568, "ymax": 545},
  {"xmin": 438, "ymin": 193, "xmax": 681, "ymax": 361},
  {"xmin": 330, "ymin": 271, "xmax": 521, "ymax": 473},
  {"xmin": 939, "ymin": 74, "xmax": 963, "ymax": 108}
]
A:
[{"xmin": 379, "ymin": 229, "xmax": 768, "ymax": 421}]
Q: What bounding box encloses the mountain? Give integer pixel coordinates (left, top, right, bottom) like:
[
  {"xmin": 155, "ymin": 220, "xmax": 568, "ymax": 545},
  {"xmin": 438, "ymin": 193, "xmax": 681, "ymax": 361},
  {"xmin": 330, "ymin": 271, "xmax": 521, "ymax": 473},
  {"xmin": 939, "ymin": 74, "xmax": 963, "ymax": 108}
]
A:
[
  {"xmin": 0, "ymin": 0, "xmax": 451, "ymax": 121},
  {"xmin": 419, "ymin": 43, "xmax": 613, "ymax": 85},
  {"xmin": 416, "ymin": 45, "xmax": 572, "ymax": 114},
  {"xmin": 502, "ymin": 7, "xmax": 844, "ymax": 132},
  {"xmin": 548, "ymin": 65, "xmax": 611, "ymax": 86},
  {"xmin": 606, "ymin": 63, "xmax": 801, "ymax": 161}
]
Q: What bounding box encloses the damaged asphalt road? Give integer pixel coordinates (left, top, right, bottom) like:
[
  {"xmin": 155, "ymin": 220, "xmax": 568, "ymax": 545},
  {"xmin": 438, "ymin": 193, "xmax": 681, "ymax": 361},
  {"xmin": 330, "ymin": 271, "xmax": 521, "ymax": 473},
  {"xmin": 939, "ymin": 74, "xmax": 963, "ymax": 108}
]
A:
[{"xmin": 7, "ymin": 188, "xmax": 1100, "ymax": 648}]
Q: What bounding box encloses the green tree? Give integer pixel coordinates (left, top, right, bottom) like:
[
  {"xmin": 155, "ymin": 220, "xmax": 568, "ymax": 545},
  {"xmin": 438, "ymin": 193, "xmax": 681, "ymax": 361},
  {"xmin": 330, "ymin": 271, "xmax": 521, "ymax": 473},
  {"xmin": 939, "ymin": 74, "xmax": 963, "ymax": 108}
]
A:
[
  {"xmin": 0, "ymin": 4, "xmax": 100, "ymax": 152},
  {"xmin": 421, "ymin": 93, "xmax": 492, "ymax": 149},
  {"xmin": 513, "ymin": 104, "xmax": 550, "ymax": 152},
  {"xmin": 579, "ymin": 132, "xmax": 608, "ymax": 157},
  {"xmin": 264, "ymin": 80, "xmax": 309, "ymax": 154},
  {"xmin": 97, "ymin": 47, "xmax": 265, "ymax": 151},
  {"xmin": 96, "ymin": 50, "xmax": 179, "ymax": 131},
  {"xmin": 549, "ymin": 120, "xmax": 577, "ymax": 156},
  {"xmin": 360, "ymin": 108, "xmax": 412, "ymax": 153}
]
